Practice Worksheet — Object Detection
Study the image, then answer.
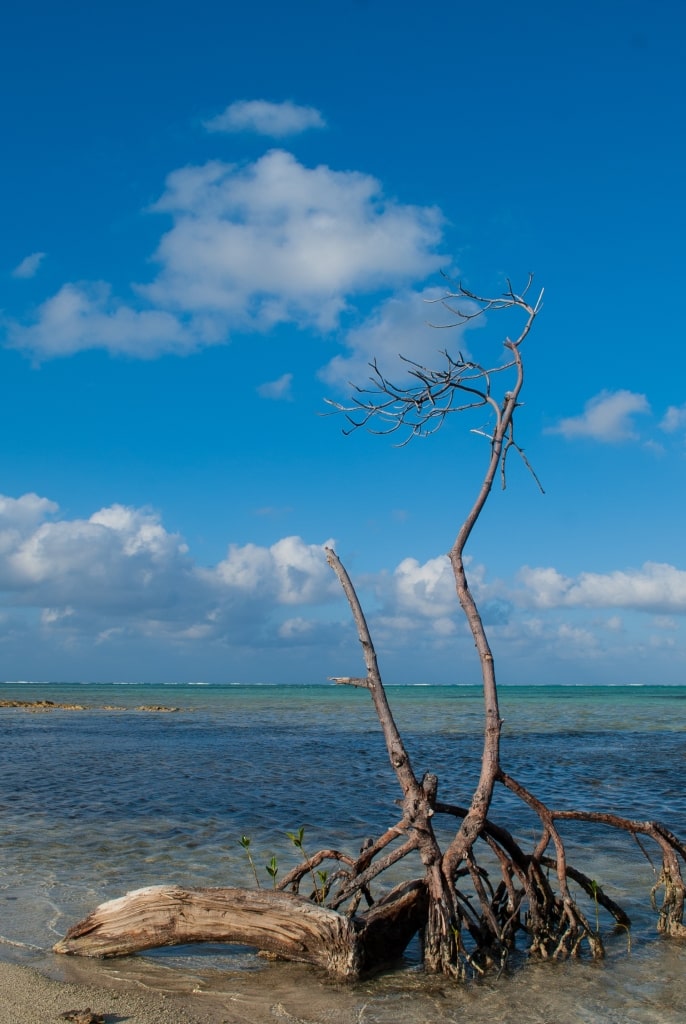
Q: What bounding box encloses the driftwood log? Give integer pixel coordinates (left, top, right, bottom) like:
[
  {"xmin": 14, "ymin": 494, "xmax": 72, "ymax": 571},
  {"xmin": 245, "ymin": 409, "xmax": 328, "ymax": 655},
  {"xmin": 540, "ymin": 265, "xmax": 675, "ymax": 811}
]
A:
[{"xmin": 54, "ymin": 880, "xmax": 428, "ymax": 980}]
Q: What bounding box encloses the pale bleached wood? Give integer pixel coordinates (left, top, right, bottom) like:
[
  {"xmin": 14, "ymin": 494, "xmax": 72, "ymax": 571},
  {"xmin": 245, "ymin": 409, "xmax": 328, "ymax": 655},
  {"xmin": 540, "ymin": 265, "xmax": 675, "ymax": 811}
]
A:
[
  {"xmin": 53, "ymin": 880, "xmax": 429, "ymax": 979},
  {"xmin": 54, "ymin": 886, "xmax": 361, "ymax": 977}
]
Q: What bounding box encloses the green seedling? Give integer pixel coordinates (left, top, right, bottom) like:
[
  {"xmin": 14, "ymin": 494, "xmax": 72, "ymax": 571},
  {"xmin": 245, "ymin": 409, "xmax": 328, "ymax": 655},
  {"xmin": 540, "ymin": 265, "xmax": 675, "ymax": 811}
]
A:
[
  {"xmin": 286, "ymin": 825, "xmax": 307, "ymax": 852},
  {"xmin": 266, "ymin": 855, "xmax": 279, "ymax": 888},
  {"xmin": 589, "ymin": 877, "xmax": 631, "ymax": 951},
  {"xmin": 590, "ymin": 878, "xmax": 600, "ymax": 932},
  {"xmin": 286, "ymin": 825, "xmax": 324, "ymax": 903},
  {"xmin": 239, "ymin": 835, "xmax": 261, "ymax": 888},
  {"xmin": 316, "ymin": 870, "xmax": 329, "ymax": 900}
]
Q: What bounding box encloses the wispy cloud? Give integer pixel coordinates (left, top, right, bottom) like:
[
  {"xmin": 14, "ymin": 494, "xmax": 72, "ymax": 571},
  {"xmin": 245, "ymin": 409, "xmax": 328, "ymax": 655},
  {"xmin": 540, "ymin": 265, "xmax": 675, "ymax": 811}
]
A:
[
  {"xmin": 204, "ymin": 99, "xmax": 326, "ymax": 137},
  {"xmin": 257, "ymin": 372, "xmax": 293, "ymax": 400},
  {"xmin": 320, "ymin": 287, "xmax": 476, "ymax": 389},
  {"xmin": 547, "ymin": 389, "xmax": 650, "ymax": 442},
  {"xmin": 6, "ymin": 282, "xmax": 201, "ymax": 358},
  {"xmin": 11, "ymin": 252, "xmax": 46, "ymax": 279},
  {"xmin": 660, "ymin": 403, "xmax": 686, "ymax": 433},
  {"xmin": 255, "ymin": 505, "xmax": 294, "ymax": 517}
]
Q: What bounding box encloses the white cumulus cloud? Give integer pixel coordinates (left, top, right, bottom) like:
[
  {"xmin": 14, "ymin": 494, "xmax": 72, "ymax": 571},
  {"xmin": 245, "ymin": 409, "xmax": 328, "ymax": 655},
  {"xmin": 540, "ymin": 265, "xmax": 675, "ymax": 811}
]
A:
[
  {"xmin": 2, "ymin": 501, "xmax": 193, "ymax": 608},
  {"xmin": 7, "ymin": 150, "xmax": 444, "ymax": 359},
  {"xmin": 0, "ymin": 495, "xmax": 684, "ymax": 680},
  {"xmin": 142, "ymin": 150, "xmax": 444, "ymax": 331},
  {"xmin": 211, "ymin": 535, "xmax": 337, "ymax": 606},
  {"xmin": 0, "ymin": 493, "xmax": 59, "ymax": 557},
  {"xmin": 547, "ymin": 389, "xmax": 650, "ymax": 442},
  {"xmin": 371, "ymin": 553, "xmax": 509, "ymax": 638},
  {"xmin": 392, "ymin": 555, "xmax": 456, "ymax": 618},
  {"xmin": 0, "ymin": 492, "xmax": 341, "ymax": 653},
  {"xmin": 518, "ymin": 562, "xmax": 686, "ymax": 614},
  {"xmin": 204, "ymin": 100, "xmax": 326, "ymax": 137}
]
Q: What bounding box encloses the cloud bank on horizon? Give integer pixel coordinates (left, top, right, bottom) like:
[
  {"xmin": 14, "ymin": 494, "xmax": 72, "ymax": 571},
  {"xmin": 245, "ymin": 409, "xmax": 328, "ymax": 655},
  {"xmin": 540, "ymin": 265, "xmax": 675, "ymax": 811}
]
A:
[{"xmin": 0, "ymin": 489, "xmax": 683, "ymax": 684}]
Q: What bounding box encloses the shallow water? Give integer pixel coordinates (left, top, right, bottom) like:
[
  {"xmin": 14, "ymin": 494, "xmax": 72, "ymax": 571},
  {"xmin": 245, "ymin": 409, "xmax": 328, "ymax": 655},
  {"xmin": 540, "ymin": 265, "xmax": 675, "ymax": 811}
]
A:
[{"xmin": 1, "ymin": 682, "xmax": 685, "ymax": 1022}]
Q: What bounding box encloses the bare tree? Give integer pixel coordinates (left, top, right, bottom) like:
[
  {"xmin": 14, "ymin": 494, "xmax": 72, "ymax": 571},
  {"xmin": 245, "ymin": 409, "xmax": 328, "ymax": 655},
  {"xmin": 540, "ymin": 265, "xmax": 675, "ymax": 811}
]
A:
[{"xmin": 55, "ymin": 278, "xmax": 686, "ymax": 980}]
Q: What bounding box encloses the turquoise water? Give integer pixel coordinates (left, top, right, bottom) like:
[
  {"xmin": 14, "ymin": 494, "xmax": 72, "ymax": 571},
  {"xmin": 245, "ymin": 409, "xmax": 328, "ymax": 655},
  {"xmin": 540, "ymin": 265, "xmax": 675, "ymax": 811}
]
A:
[{"xmin": 1, "ymin": 682, "xmax": 685, "ymax": 1022}]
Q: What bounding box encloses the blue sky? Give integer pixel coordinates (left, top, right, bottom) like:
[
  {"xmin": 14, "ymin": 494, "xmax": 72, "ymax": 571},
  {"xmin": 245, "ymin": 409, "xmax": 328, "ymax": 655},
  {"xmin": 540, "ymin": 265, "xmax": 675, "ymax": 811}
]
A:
[{"xmin": 1, "ymin": 0, "xmax": 685, "ymax": 685}]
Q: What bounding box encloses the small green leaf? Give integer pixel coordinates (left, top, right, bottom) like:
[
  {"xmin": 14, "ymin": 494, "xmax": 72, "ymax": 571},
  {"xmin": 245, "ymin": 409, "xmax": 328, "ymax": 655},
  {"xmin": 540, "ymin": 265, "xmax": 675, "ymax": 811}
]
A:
[
  {"xmin": 266, "ymin": 855, "xmax": 279, "ymax": 886},
  {"xmin": 286, "ymin": 826, "xmax": 306, "ymax": 849}
]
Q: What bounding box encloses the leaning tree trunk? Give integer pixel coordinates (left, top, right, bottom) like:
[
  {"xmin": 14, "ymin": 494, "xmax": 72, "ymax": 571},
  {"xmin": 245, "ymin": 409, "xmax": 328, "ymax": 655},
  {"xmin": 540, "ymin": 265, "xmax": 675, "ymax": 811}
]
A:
[{"xmin": 325, "ymin": 548, "xmax": 462, "ymax": 972}]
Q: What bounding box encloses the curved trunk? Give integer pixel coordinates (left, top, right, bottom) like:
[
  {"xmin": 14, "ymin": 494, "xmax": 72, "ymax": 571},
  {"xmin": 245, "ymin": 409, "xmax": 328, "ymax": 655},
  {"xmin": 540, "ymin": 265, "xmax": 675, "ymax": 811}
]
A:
[
  {"xmin": 54, "ymin": 880, "xmax": 429, "ymax": 980},
  {"xmin": 441, "ymin": 395, "xmax": 520, "ymax": 880}
]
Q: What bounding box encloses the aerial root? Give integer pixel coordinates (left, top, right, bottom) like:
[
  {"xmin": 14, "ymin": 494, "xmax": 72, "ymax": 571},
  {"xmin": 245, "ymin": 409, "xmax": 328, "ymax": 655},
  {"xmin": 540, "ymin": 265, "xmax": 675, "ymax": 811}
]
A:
[{"xmin": 652, "ymin": 869, "xmax": 686, "ymax": 938}]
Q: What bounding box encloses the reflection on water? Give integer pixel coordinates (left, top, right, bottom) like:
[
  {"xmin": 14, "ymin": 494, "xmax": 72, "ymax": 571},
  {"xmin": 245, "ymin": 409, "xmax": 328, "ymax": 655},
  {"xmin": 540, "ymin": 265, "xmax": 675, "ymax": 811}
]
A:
[{"xmin": 1, "ymin": 683, "xmax": 685, "ymax": 1023}]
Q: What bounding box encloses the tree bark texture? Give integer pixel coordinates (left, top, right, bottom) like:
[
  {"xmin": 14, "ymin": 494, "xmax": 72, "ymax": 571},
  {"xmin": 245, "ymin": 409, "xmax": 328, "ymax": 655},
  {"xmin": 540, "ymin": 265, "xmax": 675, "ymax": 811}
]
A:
[{"xmin": 54, "ymin": 880, "xmax": 429, "ymax": 980}]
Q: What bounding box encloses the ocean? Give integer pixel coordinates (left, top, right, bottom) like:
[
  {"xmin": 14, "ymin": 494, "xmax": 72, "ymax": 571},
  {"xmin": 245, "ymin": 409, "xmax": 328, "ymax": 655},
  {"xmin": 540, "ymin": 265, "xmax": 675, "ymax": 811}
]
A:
[{"xmin": 1, "ymin": 681, "xmax": 684, "ymax": 1023}]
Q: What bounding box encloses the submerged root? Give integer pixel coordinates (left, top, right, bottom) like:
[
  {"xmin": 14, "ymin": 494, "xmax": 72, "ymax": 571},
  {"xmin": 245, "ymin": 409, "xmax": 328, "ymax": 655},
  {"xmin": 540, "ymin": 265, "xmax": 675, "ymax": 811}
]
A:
[
  {"xmin": 652, "ymin": 870, "xmax": 686, "ymax": 938},
  {"xmin": 422, "ymin": 894, "xmax": 465, "ymax": 979},
  {"xmin": 527, "ymin": 895, "xmax": 603, "ymax": 961}
]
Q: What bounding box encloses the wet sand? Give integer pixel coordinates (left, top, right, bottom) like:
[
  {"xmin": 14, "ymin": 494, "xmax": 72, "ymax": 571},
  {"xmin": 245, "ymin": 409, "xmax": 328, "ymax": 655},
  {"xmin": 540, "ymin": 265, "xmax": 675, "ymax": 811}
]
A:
[
  {"xmin": 0, "ymin": 953, "xmax": 391, "ymax": 1024},
  {"xmin": 0, "ymin": 955, "xmax": 371, "ymax": 1024},
  {"xmin": 0, "ymin": 961, "xmax": 228, "ymax": 1024}
]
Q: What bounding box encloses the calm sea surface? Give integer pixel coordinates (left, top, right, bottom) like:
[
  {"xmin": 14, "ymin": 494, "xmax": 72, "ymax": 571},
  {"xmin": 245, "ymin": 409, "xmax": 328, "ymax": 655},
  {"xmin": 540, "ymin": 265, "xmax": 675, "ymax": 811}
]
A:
[{"xmin": 1, "ymin": 682, "xmax": 685, "ymax": 1023}]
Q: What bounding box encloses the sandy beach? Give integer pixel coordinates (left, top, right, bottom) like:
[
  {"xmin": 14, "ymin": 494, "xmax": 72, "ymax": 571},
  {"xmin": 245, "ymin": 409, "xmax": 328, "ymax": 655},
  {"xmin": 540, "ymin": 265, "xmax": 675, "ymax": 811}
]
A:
[{"xmin": 0, "ymin": 961, "xmax": 228, "ymax": 1024}]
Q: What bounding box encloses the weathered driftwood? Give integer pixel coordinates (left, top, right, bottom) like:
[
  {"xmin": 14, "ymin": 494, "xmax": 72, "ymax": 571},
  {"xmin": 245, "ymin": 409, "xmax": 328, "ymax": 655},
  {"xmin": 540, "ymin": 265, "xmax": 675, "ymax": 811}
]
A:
[{"xmin": 54, "ymin": 879, "xmax": 428, "ymax": 980}]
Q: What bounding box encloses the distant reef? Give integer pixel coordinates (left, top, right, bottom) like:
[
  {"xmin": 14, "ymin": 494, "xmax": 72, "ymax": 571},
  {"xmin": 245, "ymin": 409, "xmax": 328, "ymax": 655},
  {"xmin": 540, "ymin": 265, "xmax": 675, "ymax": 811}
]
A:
[{"xmin": 0, "ymin": 699, "xmax": 181, "ymax": 712}]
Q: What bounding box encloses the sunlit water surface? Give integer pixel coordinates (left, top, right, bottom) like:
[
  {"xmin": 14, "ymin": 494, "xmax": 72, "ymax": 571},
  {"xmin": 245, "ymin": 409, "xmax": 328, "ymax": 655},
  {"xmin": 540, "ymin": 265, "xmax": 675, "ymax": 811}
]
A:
[{"xmin": 1, "ymin": 682, "xmax": 684, "ymax": 1022}]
